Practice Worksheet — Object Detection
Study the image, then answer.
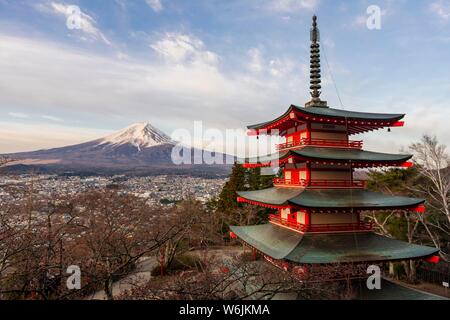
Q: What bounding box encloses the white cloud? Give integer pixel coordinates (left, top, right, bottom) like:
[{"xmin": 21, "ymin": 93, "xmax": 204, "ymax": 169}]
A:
[
  {"xmin": 267, "ymin": 0, "xmax": 320, "ymax": 12},
  {"xmin": 0, "ymin": 31, "xmax": 447, "ymax": 154},
  {"xmin": 8, "ymin": 112, "xmax": 29, "ymax": 119},
  {"xmin": 269, "ymin": 58, "xmax": 295, "ymax": 77},
  {"xmin": 146, "ymin": 0, "xmax": 164, "ymax": 13},
  {"xmin": 42, "ymin": 115, "xmax": 64, "ymax": 122},
  {"xmin": 247, "ymin": 48, "xmax": 296, "ymax": 78},
  {"xmin": 430, "ymin": 0, "xmax": 450, "ymax": 20},
  {"xmin": 0, "ymin": 33, "xmax": 309, "ymax": 153},
  {"xmin": 247, "ymin": 48, "xmax": 263, "ymax": 73},
  {"xmin": 34, "ymin": 2, "xmax": 111, "ymax": 45},
  {"xmin": 150, "ymin": 33, "xmax": 219, "ymax": 66}
]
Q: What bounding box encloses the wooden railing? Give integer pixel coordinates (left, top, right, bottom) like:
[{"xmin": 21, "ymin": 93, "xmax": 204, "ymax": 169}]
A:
[
  {"xmin": 273, "ymin": 178, "xmax": 366, "ymax": 189},
  {"xmin": 269, "ymin": 214, "xmax": 303, "ymax": 230},
  {"xmin": 305, "ymin": 222, "xmax": 373, "ymax": 233},
  {"xmin": 269, "ymin": 215, "xmax": 373, "ymax": 233},
  {"xmin": 273, "ymin": 178, "xmax": 306, "ymax": 187},
  {"xmin": 308, "ymin": 179, "xmax": 366, "ymax": 188},
  {"xmin": 276, "ymin": 138, "xmax": 363, "ymax": 150}
]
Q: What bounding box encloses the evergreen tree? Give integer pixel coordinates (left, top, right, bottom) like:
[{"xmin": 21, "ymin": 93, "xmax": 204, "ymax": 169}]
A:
[
  {"xmin": 217, "ymin": 163, "xmax": 247, "ymax": 212},
  {"xmin": 248, "ymin": 167, "xmax": 275, "ymax": 190},
  {"xmin": 215, "ymin": 163, "xmax": 276, "ymax": 232}
]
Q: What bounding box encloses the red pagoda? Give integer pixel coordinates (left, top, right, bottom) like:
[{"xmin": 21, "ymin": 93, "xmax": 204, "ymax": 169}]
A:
[{"xmin": 230, "ymin": 16, "xmax": 438, "ymax": 272}]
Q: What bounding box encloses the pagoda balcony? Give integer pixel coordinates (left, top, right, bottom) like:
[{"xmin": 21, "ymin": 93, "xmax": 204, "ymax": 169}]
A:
[
  {"xmin": 273, "ymin": 178, "xmax": 366, "ymax": 189},
  {"xmin": 268, "ymin": 215, "xmax": 373, "ymax": 233},
  {"xmin": 276, "ymin": 138, "xmax": 363, "ymax": 151}
]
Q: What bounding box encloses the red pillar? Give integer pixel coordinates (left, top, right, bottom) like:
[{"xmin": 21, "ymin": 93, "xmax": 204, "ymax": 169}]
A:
[
  {"xmin": 305, "ymin": 210, "xmax": 311, "ymax": 232},
  {"xmin": 252, "ymin": 248, "xmax": 257, "ymax": 261},
  {"xmin": 306, "ymin": 122, "xmax": 311, "ymax": 141},
  {"xmin": 306, "ymin": 162, "xmax": 311, "ymax": 186}
]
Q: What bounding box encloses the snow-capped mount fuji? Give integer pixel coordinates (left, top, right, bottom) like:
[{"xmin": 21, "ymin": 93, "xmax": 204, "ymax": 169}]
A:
[
  {"xmin": 2, "ymin": 122, "xmax": 230, "ymax": 176},
  {"xmin": 96, "ymin": 122, "xmax": 173, "ymax": 151}
]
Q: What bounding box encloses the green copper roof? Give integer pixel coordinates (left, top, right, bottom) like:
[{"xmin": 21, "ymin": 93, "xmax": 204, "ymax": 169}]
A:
[
  {"xmin": 286, "ymin": 232, "xmax": 437, "ymax": 264},
  {"xmin": 238, "ymin": 150, "xmax": 289, "ymax": 165},
  {"xmin": 237, "ymin": 188, "xmax": 425, "ymax": 209},
  {"xmin": 289, "ymin": 189, "xmax": 424, "ymax": 209},
  {"xmin": 231, "ymin": 224, "xmax": 303, "ymax": 259},
  {"xmin": 242, "ymin": 147, "xmax": 412, "ymax": 165},
  {"xmin": 230, "ymin": 224, "xmax": 438, "ymax": 264},
  {"xmin": 248, "ymin": 105, "xmax": 405, "ymax": 130},
  {"xmin": 290, "ymin": 147, "xmax": 412, "ymax": 162},
  {"xmin": 294, "ymin": 105, "xmax": 404, "ymax": 121},
  {"xmin": 238, "ymin": 188, "xmax": 302, "ymax": 206}
]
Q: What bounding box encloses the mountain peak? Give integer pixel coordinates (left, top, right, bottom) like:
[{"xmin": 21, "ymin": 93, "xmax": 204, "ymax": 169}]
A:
[{"xmin": 97, "ymin": 122, "xmax": 173, "ymax": 150}]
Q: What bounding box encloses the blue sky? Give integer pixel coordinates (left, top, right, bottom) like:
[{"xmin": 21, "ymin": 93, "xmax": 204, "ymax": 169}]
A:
[{"xmin": 0, "ymin": 0, "xmax": 449, "ymax": 153}]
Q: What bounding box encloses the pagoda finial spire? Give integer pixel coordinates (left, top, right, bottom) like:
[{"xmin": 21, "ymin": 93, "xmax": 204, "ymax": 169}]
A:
[{"xmin": 305, "ymin": 15, "xmax": 328, "ymax": 108}]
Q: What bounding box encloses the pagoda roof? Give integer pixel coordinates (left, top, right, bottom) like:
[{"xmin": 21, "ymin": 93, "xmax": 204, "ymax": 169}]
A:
[
  {"xmin": 241, "ymin": 147, "xmax": 412, "ymax": 166},
  {"xmin": 293, "ymin": 105, "xmax": 404, "ymax": 122},
  {"xmin": 248, "ymin": 105, "xmax": 405, "ymax": 132},
  {"xmin": 230, "ymin": 224, "xmax": 438, "ymax": 264},
  {"xmin": 290, "ymin": 147, "xmax": 412, "ymax": 162},
  {"xmin": 237, "ymin": 188, "xmax": 424, "ymax": 210},
  {"xmin": 238, "ymin": 187, "xmax": 303, "ymax": 206}
]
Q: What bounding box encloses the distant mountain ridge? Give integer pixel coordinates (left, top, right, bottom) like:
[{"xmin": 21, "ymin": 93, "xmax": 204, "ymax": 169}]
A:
[{"xmin": 1, "ymin": 123, "xmax": 231, "ymax": 177}]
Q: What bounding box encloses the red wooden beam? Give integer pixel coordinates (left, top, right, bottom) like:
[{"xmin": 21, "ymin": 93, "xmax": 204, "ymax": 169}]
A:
[{"xmin": 237, "ymin": 197, "xmax": 288, "ymax": 209}]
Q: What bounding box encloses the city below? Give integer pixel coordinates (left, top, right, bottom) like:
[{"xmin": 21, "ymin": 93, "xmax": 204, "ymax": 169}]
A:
[{"xmin": 0, "ymin": 174, "xmax": 226, "ymax": 207}]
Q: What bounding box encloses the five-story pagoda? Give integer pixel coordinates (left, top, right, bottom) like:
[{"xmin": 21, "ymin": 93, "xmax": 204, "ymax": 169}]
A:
[{"xmin": 230, "ymin": 16, "xmax": 438, "ymax": 271}]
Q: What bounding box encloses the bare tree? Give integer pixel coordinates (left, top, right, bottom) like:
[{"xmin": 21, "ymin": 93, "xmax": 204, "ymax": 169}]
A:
[
  {"xmin": 158, "ymin": 200, "xmax": 206, "ymax": 275},
  {"xmin": 409, "ymin": 135, "xmax": 450, "ymax": 260},
  {"xmin": 0, "ymin": 191, "xmax": 78, "ymax": 300},
  {"xmin": 365, "ymin": 171, "xmax": 426, "ymax": 282},
  {"xmin": 0, "ymin": 187, "xmax": 204, "ymax": 300},
  {"xmin": 118, "ymin": 246, "xmax": 372, "ymax": 301},
  {"xmin": 118, "ymin": 257, "xmax": 344, "ymax": 300},
  {"xmin": 69, "ymin": 190, "xmax": 191, "ymax": 300}
]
